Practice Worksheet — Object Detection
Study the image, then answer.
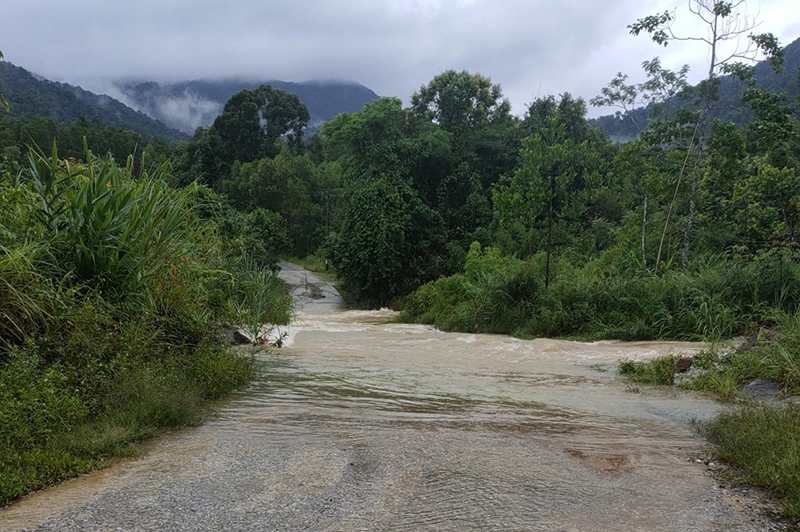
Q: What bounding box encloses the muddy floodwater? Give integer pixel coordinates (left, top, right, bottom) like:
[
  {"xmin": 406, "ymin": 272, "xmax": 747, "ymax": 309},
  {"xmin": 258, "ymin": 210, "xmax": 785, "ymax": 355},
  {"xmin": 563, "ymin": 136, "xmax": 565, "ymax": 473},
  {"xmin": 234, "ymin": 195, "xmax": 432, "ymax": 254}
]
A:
[{"xmin": 0, "ymin": 268, "xmax": 777, "ymax": 531}]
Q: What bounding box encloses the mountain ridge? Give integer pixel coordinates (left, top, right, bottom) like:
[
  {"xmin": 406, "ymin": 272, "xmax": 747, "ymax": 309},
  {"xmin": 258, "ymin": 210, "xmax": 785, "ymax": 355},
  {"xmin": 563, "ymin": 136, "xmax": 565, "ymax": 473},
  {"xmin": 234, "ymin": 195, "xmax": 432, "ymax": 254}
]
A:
[
  {"xmin": 0, "ymin": 62, "xmax": 381, "ymax": 141},
  {"xmin": 114, "ymin": 78, "xmax": 381, "ymax": 134},
  {"xmin": 0, "ymin": 61, "xmax": 187, "ymax": 141}
]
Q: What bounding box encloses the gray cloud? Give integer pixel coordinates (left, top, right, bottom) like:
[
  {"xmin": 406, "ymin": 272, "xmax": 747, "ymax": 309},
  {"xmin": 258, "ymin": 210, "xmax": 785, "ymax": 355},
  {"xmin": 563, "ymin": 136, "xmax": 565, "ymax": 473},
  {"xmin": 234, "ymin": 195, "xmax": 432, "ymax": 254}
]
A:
[{"xmin": 2, "ymin": 0, "xmax": 797, "ymax": 117}]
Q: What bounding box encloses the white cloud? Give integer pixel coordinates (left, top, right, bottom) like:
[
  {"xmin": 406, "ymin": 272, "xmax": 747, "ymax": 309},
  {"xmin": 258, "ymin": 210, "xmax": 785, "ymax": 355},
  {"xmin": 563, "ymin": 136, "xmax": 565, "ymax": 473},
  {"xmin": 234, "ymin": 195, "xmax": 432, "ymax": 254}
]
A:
[{"xmin": 1, "ymin": 0, "xmax": 796, "ymax": 118}]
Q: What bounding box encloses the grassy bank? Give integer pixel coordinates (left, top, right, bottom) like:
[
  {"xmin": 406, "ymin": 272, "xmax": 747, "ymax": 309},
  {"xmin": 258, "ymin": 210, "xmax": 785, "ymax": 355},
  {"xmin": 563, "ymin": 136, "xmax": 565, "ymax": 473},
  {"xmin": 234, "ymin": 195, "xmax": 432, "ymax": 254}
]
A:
[
  {"xmin": 704, "ymin": 404, "xmax": 800, "ymax": 521},
  {"xmin": 400, "ymin": 243, "xmax": 797, "ymax": 341},
  {"xmin": 0, "ymin": 145, "xmax": 290, "ymax": 505},
  {"xmin": 616, "ymin": 322, "xmax": 800, "ymax": 523}
]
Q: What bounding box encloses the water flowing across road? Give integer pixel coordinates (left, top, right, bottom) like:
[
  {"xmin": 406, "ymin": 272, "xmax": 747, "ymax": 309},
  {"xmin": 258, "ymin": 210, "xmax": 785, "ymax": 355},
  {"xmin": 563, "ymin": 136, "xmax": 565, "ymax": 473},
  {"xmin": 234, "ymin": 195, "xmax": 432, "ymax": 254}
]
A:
[{"xmin": 0, "ymin": 265, "xmax": 777, "ymax": 531}]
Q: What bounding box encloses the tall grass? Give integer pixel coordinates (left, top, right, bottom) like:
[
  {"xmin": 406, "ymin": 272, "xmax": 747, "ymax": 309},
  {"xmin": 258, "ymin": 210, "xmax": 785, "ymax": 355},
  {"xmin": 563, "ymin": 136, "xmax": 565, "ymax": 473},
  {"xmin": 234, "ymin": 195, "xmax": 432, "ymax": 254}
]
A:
[
  {"xmin": 400, "ymin": 243, "xmax": 794, "ymax": 341},
  {"xmin": 704, "ymin": 404, "xmax": 800, "ymax": 520},
  {"xmin": 25, "ymin": 141, "xmax": 204, "ymax": 299},
  {"xmin": 0, "ymin": 143, "xmax": 290, "ymax": 505},
  {"xmin": 229, "ymin": 254, "xmax": 292, "ymax": 343},
  {"xmin": 0, "ymin": 242, "xmax": 57, "ymax": 350}
]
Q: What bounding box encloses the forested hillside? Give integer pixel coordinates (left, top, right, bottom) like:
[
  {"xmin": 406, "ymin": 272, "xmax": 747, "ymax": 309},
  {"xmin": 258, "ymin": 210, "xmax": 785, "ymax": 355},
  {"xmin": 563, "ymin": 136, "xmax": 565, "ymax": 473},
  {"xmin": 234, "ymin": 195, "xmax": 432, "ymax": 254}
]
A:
[
  {"xmin": 0, "ymin": 62, "xmax": 186, "ymax": 140},
  {"xmin": 115, "ymin": 78, "xmax": 380, "ymax": 134}
]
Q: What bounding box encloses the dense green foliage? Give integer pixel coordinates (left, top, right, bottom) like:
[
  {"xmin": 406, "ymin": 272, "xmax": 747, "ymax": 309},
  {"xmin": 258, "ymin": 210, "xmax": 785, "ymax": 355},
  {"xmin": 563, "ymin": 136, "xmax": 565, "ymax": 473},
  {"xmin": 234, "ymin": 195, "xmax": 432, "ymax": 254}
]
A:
[
  {"xmin": 0, "ymin": 113, "xmax": 178, "ymax": 178},
  {"xmin": 401, "ymin": 243, "xmax": 800, "ymax": 341},
  {"xmin": 0, "ymin": 143, "xmax": 289, "ymax": 504}
]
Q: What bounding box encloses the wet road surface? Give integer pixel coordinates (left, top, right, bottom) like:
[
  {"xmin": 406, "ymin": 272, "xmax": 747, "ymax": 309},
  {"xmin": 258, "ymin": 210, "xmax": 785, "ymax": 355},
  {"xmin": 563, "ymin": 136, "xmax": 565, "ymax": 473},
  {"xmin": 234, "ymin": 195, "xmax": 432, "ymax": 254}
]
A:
[{"xmin": 0, "ymin": 267, "xmax": 778, "ymax": 531}]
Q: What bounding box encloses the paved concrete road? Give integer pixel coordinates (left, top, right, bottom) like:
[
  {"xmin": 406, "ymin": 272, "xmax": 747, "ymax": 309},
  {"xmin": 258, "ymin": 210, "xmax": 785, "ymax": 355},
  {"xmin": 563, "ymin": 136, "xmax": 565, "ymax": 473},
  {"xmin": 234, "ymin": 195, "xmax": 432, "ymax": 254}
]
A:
[{"xmin": 277, "ymin": 262, "xmax": 344, "ymax": 313}]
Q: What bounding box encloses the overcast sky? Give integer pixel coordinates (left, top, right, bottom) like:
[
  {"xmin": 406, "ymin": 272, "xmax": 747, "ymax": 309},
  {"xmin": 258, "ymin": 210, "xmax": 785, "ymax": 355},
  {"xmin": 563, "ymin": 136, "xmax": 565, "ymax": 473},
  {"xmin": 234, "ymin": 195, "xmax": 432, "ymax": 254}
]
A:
[{"xmin": 2, "ymin": 0, "xmax": 798, "ymax": 117}]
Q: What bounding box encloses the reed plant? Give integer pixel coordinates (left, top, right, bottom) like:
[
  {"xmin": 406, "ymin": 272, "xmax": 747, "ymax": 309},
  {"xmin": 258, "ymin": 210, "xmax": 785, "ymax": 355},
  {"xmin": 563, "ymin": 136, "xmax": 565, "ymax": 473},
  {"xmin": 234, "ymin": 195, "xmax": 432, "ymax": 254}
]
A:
[
  {"xmin": 229, "ymin": 254, "xmax": 292, "ymax": 344},
  {"xmin": 400, "ymin": 245, "xmax": 795, "ymax": 342},
  {"xmin": 0, "ymin": 143, "xmax": 290, "ymax": 505}
]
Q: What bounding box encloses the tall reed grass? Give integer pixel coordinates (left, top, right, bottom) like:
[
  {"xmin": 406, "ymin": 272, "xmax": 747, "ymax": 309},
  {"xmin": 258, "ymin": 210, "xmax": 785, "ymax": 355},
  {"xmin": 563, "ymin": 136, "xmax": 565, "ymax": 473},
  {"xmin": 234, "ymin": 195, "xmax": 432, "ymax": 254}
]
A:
[
  {"xmin": 0, "ymin": 143, "xmax": 291, "ymax": 505},
  {"xmin": 401, "ymin": 243, "xmax": 798, "ymax": 341}
]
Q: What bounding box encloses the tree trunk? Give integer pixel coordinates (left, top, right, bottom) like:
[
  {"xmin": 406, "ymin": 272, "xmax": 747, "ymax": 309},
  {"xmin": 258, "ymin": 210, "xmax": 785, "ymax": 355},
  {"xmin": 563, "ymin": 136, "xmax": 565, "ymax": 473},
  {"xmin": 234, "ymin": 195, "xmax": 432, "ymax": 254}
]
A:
[
  {"xmin": 682, "ymin": 174, "xmax": 697, "ymax": 267},
  {"xmin": 545, "ymin": 176, "xmax": 553, "ymax": 289},
  {"xmin": 681, "ymin": 151, "xmax": 703, "ymax": 267},
  {"xmin": 641, "ymin": 194, "xmax": 648, "ymax": 266}
]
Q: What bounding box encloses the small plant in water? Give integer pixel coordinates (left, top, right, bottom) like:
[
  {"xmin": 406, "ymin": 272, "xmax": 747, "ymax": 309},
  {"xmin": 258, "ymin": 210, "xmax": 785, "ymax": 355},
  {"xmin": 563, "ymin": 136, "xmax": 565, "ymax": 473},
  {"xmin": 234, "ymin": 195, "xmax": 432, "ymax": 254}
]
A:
[{"xmin": 619, "ymin": 355, "xmax": 679, "ymax": 385}]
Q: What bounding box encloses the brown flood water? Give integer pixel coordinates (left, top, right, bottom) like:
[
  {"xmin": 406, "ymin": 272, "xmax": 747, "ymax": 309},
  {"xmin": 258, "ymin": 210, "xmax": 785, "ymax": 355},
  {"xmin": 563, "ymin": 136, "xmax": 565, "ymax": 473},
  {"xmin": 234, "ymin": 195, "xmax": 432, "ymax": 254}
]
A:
[{"xmin": 0, "ymin": 304, "xmax": 777, "ymax": 531}]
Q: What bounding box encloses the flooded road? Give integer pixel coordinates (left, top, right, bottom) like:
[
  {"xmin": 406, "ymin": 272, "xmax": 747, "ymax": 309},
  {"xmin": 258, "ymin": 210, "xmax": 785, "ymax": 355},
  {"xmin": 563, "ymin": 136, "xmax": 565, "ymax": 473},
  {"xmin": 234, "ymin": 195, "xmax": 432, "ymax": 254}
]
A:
[{"xmin": 0, "ymin": 268, "xmax": 776, "ymax": 531}]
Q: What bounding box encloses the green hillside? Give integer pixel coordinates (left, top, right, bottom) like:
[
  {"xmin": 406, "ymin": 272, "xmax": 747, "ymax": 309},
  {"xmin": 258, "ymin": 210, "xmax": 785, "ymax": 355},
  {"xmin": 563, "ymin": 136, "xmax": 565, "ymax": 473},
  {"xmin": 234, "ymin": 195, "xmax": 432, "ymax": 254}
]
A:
[{"xmin": 0, "ymin": 62, "xmax": 186, "ymax": 141}]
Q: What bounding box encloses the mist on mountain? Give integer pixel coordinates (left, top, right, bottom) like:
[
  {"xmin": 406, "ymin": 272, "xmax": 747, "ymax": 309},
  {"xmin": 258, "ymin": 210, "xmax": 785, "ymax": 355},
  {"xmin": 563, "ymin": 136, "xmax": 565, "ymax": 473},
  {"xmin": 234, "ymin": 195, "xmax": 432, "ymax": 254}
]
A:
[{"xmin": 113, "ymin": 78, "xmax": 381, "ymax": 134}]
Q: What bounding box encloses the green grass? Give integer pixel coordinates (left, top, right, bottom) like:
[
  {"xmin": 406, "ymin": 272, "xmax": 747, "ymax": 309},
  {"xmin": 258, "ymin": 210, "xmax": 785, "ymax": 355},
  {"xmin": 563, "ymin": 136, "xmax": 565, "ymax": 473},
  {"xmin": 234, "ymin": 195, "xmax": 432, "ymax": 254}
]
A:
[
  {"xmin": 618, "ymin": 355, "xmax": 680, "ymax": 385},
  {"xmin": 703, "ymin": 404, "xmax": 800, "ymax": 520},
  {"xmin": 0, "ymin": 337, "xmax": 256, "ymax": 506}
]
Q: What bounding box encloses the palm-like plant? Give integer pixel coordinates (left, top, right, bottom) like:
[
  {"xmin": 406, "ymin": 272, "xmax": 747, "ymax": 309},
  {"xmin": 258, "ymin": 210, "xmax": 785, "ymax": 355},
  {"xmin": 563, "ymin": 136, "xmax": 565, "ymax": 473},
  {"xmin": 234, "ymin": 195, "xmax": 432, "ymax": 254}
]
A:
[{"xmin": 24, "ymin": 142, "xmax": 205, "ymax": 299}]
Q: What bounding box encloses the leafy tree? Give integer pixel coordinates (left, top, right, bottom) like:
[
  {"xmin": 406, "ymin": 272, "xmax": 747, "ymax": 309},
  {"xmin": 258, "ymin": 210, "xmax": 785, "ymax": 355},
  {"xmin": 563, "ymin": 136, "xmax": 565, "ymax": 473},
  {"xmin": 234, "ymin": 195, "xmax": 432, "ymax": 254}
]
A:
[
  {"xmin": 207, "ymin": 89, "xmax": 264, "ymax": 173},
  {"xmin": 628, "ymin": 0, "xmax": 784, "ymax": 266},
  {"xmin": 220, "ymin": 148, "xmax": 327, "ymax": 255},
  {"xmin": 199, "ymin": 85, "xmax": 310, "ymax": 183},
  {"xmin": 591, "ymin": 58, "xmax": 691, "ymax": 134},
  {"xmin": 494, "ymin": 95, "xmax": 609, "ymax": 285},
  {"xmin": 411, "ymin": 70, "xmax": 511, "ymax": 135},
  {"xmin": 323, "ymin": 98, "xmax": 448, "ymax": 303},
  {"xmin": 412, "ymin": 70, "xmax": 519, "ymax": 187}
]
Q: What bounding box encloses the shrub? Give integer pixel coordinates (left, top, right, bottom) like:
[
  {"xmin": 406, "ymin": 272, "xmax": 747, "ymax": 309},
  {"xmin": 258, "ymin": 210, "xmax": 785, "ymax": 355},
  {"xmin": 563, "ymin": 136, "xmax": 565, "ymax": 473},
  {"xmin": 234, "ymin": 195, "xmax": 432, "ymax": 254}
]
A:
[
  {"xmin": 24, "ymin": 143, "xmax": 206, "ymax": 300},
  {"xmin": 618, "ymin": 355, "xmax": 679, "ymax": 385}
]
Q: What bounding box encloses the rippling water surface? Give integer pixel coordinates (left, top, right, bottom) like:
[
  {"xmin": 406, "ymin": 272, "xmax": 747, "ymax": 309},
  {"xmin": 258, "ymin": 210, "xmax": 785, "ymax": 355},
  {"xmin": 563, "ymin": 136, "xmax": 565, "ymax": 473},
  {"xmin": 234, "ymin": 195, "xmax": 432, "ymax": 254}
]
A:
[{"xmin": 0, "ymin": 306, "xmax": 775, "ymax": 531}]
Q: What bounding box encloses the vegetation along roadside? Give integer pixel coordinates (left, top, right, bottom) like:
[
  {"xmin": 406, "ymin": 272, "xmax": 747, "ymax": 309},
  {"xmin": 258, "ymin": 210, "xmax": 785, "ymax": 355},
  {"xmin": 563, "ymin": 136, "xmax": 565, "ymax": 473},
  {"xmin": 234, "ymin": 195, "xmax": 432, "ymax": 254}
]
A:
[{"xmin": 0, "ymin": 143, "xmax": 290, "ymax": 505}]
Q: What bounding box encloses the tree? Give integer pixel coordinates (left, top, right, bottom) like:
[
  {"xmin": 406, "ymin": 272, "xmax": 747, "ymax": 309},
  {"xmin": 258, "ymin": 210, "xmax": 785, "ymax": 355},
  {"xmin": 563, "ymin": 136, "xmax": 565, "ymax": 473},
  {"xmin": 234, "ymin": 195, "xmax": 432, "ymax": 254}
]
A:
[
  {"xmin": 0, "ymin": 51, "xmax": 8, "ymax": 112},
  {"xmin": 200, "ymin": 85, "xmax": 310, "ymax": 183},
  {"xmin": 322, "ymin": 98, "xmax": 448, "ymax": 303},
  {"xmin": 628, "ymin": 0, "xmax": 783, "ymax": 266},
  {"xmin": 494, "ymin": 95, "xmax": 608, "ymax": 285},
  {"xmin": 409, "ymin": 71, "xmax": 518, "ymax": 240},
  {"xmin": 591, "ymin": 58, "xmax": 691, "ymax": 133},
  {"xmin": 411, "ymin": 70, "xmax": 510, "ymax": 135}
]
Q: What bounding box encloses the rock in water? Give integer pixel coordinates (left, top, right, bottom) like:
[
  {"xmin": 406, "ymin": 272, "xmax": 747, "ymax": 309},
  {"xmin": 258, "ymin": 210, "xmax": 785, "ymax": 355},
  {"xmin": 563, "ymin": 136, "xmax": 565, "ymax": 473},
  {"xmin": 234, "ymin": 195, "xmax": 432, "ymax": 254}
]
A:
[
  {"xmin": 227, "ymin": 327, "xmax": 254, "ymax": 345},
  {"xmin": 674, "ymin": 357, "xmax": 693, "ymax": 373}
]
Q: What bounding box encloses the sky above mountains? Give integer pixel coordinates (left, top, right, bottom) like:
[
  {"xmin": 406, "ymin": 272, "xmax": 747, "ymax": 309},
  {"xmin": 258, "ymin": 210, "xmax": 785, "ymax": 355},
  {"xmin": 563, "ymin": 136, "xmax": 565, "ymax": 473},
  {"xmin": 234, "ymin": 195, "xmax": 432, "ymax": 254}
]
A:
[{"xmin": 2, "ymin": 0, "xmax": 798, "ymax": 117}]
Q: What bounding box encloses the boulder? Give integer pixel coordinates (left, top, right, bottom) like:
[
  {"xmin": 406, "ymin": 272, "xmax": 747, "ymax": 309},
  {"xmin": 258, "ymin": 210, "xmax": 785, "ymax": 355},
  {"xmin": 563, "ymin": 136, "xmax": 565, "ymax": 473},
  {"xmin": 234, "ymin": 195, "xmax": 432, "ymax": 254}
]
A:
[{"xmin": 226, "ymin": 327, "xmax": 254, "ymax": 345}]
